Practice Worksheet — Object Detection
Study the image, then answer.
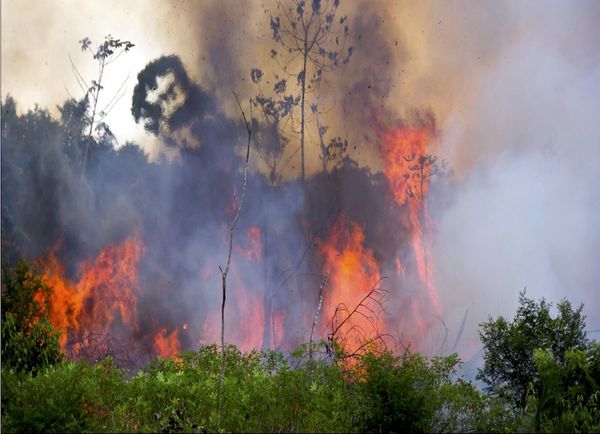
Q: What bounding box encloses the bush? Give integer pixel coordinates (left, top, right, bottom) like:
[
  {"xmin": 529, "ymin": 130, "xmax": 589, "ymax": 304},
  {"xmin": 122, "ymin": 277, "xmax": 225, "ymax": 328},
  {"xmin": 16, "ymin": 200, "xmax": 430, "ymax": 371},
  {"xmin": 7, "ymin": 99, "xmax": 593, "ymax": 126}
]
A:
[
  {"xmin": 354, "ymin": 350, "xmax": 511, "ymax": 433},
  {"xmin": 1, "ymin": 359, "xmax": 126, "ymax": 433},
  {"xmin": 119, "ymin": 345, "xmax": 356, "ymax": 432},
  {"xmin": 478, "ymin": 290, "xmax": 588, "ymax": 408},
  {"xmin": 518, "ymin": 343, "xmax": 600, "ymax": 432},
  {"xmin": 1, "ymin": 260, "xmax": 62, "ymax": 374},
  {"xmin": 1, "ymin": 339, "xmax": 522, "ymax": 433}
]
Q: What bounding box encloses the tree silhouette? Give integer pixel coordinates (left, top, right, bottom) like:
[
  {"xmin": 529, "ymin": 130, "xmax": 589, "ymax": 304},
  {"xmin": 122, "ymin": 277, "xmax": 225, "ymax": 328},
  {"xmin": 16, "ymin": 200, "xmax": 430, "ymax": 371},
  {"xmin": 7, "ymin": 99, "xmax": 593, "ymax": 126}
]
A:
[
  {"xmin": 251, "ymin": 0, "xmax": 352, "ymax": 181},
  {"xmin": 72, "ymin": 35, "xmax": 134, "ymax": 182}
]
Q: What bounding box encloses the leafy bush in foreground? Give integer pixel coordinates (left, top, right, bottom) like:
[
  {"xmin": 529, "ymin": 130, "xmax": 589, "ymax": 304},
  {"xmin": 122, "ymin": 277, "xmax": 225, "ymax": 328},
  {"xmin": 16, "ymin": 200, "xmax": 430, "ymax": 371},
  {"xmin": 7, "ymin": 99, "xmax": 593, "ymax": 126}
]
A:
[
  {"xmin": 2, "ymin": 359, "xmax": 125, "ymax": 433},
  {"xmin": 1, "ymin": 260, "xmax": 63, "ymax": 375},
  {"xmin": 2, "ymin": 260, "xmax": 595, "ymax": 432},
  {"xmin": 2, "ymin": 343, "xmax": 514, "ymax": 433}
]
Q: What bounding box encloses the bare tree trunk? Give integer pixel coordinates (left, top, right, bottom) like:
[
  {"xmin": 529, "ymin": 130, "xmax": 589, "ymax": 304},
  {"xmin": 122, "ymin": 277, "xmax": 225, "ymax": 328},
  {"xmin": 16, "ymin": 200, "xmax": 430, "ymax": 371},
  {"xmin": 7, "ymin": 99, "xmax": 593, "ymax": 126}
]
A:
[
  {"xmin": 309, "ymin": 273, "xmax": 327, "ymax": 359},
  {"xmin": 316, "ymin": 112, "xmax": 327, "ymax": 172},
  {"xmin": 262, "ymin": 226, "xmax": 272, "ymax": 350},
  {"xmin": 218, "ymin": 91, "xmax": 252, "ymax": 405},
  {"xmin": 300, "ymin": 40, "xmax": 308, "ymax": 181},
  {"xmin": 450, "ymin": 309, "xmax": 469, "ymax": 354}
]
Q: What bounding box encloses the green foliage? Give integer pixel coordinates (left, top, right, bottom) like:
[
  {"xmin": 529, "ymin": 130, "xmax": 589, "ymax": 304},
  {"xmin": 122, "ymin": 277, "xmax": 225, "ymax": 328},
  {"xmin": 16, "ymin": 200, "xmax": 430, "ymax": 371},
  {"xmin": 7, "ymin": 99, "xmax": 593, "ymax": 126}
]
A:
[
  {"xmin": 0, "ymin": 342, "xmax": 511, "ymax": 433},
  {"xmin": 2, "ymin": 359, "xmax": 126, "ymax": 433},
  {"xmin": 478, "ymin": 290, "xmax": 588, "ymax": 408},
  {"xmin": 120, "ymin": 345, "xmax": 356, "ymax": 432},
  {"xmin": 518, "ymin": 344, "xmax": 600, "ymax": 433},
  {"xmin": 357, "ymin": 351, "xmax": 435, "ymax": 432},
  {"xmin": 1, "ymin": 260, "xmax": 62, "ymax": 374},
  {"xmin": 5, "ymin": 279, "xmax": 593, "ymax": 433},
  {"xmin": 356, "ymin": 350, "xmax": 513, "ymax": 433}
]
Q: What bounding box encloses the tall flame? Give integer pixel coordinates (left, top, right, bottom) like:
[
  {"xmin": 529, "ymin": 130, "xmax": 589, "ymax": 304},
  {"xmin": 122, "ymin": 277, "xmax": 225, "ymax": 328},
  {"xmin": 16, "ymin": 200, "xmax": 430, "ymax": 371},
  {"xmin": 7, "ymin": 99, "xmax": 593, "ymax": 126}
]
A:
[
  {"xmin": 153, "ymin": 328, "xmax": 181, "ymax": 359},
  {"xmin": 379, "ymin": 126, "xmax": 442, "ymax": 322},
  {"xmin": 316, "ymin": 215, "xmax": 383, "ymax": 355},
  {"xmin": 38, "ymin": 236, "xmax": 145, "ymax": 352}
]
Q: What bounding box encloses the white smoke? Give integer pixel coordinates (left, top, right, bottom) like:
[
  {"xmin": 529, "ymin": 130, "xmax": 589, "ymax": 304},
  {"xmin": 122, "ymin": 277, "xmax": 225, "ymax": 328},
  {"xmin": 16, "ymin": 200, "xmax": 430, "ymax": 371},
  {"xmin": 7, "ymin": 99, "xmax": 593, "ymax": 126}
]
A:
[{"xmin": 433, "ymin": 1, "xmax": 600, "ymax": 360}]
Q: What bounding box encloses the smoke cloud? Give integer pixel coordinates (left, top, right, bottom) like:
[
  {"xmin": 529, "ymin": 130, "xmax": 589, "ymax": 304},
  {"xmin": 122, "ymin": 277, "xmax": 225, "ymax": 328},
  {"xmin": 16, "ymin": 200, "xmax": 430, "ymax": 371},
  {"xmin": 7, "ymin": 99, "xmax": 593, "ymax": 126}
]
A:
[{"xmin": 431, "ymin": 1, "xmax": 600, "ymax": 359}]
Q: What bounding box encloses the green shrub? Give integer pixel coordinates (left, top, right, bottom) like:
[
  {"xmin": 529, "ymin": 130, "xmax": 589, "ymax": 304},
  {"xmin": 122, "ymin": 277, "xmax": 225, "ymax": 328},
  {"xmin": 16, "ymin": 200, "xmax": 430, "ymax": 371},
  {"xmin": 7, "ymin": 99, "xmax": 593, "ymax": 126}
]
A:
[
  {"xmin": 1, "ymin": 359, "xmax": 126, "ymax": 433},
  {"xmin": 518, "ymin": 343, "xmax": 600, "ymax": 433},
  {"xmin": 1, "ymin": 260, "xmax": 63, "ymax": 374}
]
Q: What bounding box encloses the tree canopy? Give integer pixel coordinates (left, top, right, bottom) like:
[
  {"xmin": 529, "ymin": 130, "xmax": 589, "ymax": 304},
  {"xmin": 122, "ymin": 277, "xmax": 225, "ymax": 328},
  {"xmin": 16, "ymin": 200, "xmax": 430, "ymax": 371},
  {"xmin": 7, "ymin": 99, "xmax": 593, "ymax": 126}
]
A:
[{"xmin": 478, "ymin": 290, "xmax": 589, "ymax": 408}]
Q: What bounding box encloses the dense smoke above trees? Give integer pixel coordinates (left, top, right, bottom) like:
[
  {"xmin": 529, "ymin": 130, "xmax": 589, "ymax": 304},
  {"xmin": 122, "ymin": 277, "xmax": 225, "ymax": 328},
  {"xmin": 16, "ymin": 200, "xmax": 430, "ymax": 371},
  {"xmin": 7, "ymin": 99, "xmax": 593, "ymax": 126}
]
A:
[{"xmin": 1, "ymin": 47, "xmax": 448, "ymax": 364}]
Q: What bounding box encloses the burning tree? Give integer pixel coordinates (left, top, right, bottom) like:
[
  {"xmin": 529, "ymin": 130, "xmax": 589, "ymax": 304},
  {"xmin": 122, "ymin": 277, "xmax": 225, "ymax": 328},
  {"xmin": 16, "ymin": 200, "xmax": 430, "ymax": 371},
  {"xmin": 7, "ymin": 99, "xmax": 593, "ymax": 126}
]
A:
[
  {"xmin": 315, "ymin": 214, "xmax": 391, "ymax": 360},
  {"xmin": 378, "ymin": 120, "xmax": 447, "ymax": 340}
]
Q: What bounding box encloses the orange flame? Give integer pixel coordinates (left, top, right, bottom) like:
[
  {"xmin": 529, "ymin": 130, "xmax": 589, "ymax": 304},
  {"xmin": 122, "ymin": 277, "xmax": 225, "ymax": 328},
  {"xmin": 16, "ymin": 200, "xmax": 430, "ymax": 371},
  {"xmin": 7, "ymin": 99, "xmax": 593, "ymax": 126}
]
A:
[
  {"xmin": 379, "ymin": 126, "xmax": 442, "ymax": 325},
  {"xmin": 316, "ymin": 215, "xmax": 383, "ymax": 355},
  {"xmin": 38, "ymin": 236, "xmax": 145, "ymax": 354},
  {"xmin": 153, "ymin": 328, "xmax": 181, "ymax": 359},
  {"xmin": 200, "ymin": 225, "xmax": 266, "ymax": 351}
]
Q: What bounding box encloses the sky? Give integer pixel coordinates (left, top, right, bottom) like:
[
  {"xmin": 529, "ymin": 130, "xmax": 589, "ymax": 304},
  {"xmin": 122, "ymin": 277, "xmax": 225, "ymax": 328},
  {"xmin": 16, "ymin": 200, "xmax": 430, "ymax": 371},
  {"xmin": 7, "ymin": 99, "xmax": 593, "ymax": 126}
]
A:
[{"xmin": 2, "ymin": 0, "xmax": 599, "ymax": 357}]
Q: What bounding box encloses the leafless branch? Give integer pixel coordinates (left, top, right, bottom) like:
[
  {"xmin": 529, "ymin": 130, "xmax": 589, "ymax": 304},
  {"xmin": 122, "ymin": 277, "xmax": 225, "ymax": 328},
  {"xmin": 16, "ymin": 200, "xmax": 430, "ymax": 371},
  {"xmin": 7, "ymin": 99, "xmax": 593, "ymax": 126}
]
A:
[
  {"xmin": 309, "ymin": 273, "xmax": 328, "ymax": 359},
  {"xmin": 218, "ymin": 90, "xmax": 252, "ymax": 397},
  {"xmin": 450, "ymin": 309, "xmax": 469, "ymax": 354},
  {"xmin": 327, "ymin": 278, "xmax": 392, "ymax": 361}
]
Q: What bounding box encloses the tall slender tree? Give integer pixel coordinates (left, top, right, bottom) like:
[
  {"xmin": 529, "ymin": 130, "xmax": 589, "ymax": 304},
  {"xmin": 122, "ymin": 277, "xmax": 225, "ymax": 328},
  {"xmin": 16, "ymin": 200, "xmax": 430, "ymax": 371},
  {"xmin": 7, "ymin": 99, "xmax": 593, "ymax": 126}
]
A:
[
  {"xmin": 252, "ymin": 0, "xmax": 352, "ymax": 181},
  {"xmin": 72, "ymin": 35, "xmax": 134, "ymax": 182}
]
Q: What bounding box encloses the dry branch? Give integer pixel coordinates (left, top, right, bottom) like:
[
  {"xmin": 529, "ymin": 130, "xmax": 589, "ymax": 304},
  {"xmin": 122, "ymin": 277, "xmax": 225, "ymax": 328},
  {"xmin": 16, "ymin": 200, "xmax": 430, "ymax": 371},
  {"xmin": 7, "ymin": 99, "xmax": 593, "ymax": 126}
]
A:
[
  {"xmin": 218, "ymin": 91, "xmax": 252, "ymax": 395},
  {"xmin": 327, "ymin": 279, "xmax": 392, "ymax": 361},
  {"xmin": 309, "ymin": 273, "xmax": 328, "ymax": 359}
]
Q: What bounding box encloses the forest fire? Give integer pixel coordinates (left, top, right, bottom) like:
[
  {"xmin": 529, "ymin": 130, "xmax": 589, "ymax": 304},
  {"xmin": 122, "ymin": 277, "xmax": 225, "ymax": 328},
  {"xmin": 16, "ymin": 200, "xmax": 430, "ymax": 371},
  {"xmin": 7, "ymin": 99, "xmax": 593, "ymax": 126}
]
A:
[
  {"xmin": 379, "ymin": 125, "xmax": 442, "ymax": 318},
  {"xmin": 36, "ymin": 236, "xmax": 147, "ymax": 359},
  {"xmin": 316, "ymin": 215, "xmax": 384, "ymax": 355},
  {"xmin": 31, "ymin": 122, "xmax": 446, "ymax": 364}
]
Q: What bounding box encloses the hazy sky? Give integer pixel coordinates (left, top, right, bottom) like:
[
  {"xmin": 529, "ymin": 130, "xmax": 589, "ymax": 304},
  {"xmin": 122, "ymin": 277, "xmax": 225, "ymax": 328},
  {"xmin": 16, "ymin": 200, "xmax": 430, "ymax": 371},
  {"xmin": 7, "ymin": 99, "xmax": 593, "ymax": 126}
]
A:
[{"xmin": 3, "ymin": 0, "xmax": 599, "ymax": 356}]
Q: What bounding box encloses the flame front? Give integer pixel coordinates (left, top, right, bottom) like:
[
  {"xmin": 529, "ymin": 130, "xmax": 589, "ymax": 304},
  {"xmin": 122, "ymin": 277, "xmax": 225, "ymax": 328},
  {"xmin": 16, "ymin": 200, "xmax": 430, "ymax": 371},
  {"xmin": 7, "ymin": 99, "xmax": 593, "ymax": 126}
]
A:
[
  {"xmin": 316, "ymin": 215, "xmax": 383, "ymax": 355},
  {"xmin": 153, "ymin": 328, "xmax": 181, "ymax": 359},
  {"xmin": 32, "ymin": 126, "xmax": 444, "ymax": 362},
  {"xmin": 37, "ymin": 236, "xmax": 156, "ymax": 357}
]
